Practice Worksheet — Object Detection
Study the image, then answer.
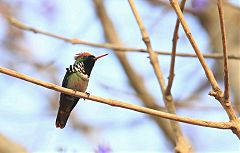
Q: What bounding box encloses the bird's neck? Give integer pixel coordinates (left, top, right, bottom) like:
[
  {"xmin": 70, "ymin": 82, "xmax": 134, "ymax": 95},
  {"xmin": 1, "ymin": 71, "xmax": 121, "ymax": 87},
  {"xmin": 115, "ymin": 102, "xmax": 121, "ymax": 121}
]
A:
[{"xmin": 73, "ymin": 60, "xmax": 95, "ymax": 77}]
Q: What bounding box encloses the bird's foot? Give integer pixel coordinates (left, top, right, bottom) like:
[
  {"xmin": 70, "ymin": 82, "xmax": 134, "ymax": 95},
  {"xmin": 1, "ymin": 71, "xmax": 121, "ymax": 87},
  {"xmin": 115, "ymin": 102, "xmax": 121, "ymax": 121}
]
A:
[
  {"xmin": 84, "ymin": 92, "xmax": 90, "ymax": 100},
  {"xmin": 73, "ymin": 89, "xmax": 78, "ymax": 95}
]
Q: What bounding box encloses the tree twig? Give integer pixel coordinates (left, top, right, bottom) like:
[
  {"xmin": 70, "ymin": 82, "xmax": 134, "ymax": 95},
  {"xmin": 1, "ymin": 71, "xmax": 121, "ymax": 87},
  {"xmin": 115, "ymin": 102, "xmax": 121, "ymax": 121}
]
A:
[
  {"xmin": 128, "ymin": 0, "xmax": 165, "ymax": 93},
  {"xmin": 165, "ymin": 1, "xmax": 190, "ymax": 151},
  {"xmin": 0, "ymin": 66, "xmax": 233, "ymax": 129},
  {"xmin": 169, "ymin": 0, "xmax": 220, "ymax": 92},
  {"xmin": 169, "ymin": 0, "xmax": 240, "ymax": 139},
  {"xmin": 7, "ymin": 16, "xmax": 240, "ymax": 60},
  {"xmin": 128, "ymin": 0, "xmax": 192, "ymax": 152},
  {"xmin": 217, "ymin": 0, "xmax": 229, "ymax": 101},
  {"xmin": 166, "ymin": 0, "xmax": 186, "ymax": 96},
  {"xmin": 93, "ymin": 0, "xmax": 175, "ymax": 144}
]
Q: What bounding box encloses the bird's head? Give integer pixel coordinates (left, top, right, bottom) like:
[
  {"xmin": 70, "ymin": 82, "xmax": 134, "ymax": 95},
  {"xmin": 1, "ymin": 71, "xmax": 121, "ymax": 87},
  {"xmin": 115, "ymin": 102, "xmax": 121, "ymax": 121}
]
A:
[
  {"xmin": 74, "ymin": 52, "xmax": 108, "ymax": 76},
  {"xmin": 74, "ymin": 52, "xmax": 108, "ymax": 62}
]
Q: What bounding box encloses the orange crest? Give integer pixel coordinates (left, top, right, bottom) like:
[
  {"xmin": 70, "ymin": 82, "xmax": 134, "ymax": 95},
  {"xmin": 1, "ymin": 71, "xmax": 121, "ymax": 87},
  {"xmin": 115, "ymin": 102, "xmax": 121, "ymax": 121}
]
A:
[{"xmin": 74, "ymin": 52, "xmax": 92, "ymax": 60}]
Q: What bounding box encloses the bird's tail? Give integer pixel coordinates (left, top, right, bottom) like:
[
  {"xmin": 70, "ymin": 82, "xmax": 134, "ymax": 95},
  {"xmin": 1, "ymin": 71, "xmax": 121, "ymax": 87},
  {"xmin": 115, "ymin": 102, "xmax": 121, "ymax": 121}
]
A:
[
  {"xmin": 55, "ymin": 109, "xmax": 71, "ymax": 129},
  {"xmin": 56, "ymin": 94, "xmax": 79, "ymax": 129}
]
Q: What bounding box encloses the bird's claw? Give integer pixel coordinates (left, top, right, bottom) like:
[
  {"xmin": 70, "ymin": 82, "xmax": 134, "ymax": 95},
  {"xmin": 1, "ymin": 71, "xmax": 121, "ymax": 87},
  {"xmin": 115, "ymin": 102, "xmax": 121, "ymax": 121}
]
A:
[
  {"xmin": 84, "ymin": 92, "xmax": 90, "ymax": 100},
  {"xmin": 73, "ymin": 89, "xmax": 77, "ymax": 94}
]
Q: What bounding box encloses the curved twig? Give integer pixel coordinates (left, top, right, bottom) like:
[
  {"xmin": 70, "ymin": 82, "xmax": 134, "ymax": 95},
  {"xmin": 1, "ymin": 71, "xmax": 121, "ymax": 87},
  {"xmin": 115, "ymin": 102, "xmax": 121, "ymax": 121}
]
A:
[{"xmin": 0, "ymin": 66, "xmax": 232, "ymax": 129}]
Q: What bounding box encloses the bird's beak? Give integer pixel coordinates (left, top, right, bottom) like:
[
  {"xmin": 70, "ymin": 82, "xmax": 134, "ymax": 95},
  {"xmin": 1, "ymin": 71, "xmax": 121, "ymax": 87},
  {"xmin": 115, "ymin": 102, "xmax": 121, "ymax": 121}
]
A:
[{"xmin": 93, "ymin": 53, "xmax": 108, "ymax": 60}]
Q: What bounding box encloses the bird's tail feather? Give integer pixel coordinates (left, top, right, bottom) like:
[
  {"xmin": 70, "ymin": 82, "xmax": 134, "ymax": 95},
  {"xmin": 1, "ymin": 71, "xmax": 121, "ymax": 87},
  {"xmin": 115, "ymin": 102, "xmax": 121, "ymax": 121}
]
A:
[
  {"xmin": 56, "ymin": 110, "xmax": 71, "ymax": 129},
  {"xmin": 55, "ymin": 94, "xmax": 79, "ymax": 129}
]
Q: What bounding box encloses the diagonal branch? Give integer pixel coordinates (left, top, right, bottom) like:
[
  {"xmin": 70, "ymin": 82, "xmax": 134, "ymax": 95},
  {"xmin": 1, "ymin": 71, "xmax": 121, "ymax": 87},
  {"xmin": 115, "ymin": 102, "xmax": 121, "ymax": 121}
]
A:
[
  {"xmin": 128, "ymin": 0, "xmax": 164, "ymax": 97},
  {"xmin": 128, "ymin": 0, "xmax": 192, "ymax": 152},
  {"xmin": 169, "ymin": 0, "xmax": 240, "ymax": 139},
  {"xmin": 169, "ymin": 0, "xmax": 237, "ymax": 119},
  {"xmin": 93, "ymin": 0, "xmax": 175, "ymax": 144},
  {"xmin": 169, "ymin": 0, "xmax": 220, "ymax": 92},
  {"xmin": 0, "ymin": 66, "xmax": 233, "ymax": 129},
  {"xmin": 7, "ymin": 17, "xmax": 240, "ymax": 60}
]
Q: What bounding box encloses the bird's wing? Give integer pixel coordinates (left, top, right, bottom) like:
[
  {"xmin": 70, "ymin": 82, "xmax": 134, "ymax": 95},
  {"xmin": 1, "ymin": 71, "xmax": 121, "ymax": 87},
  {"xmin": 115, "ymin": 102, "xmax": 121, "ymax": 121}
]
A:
[
  {"xmin": 56, "ymin": 65, "xmax": 79, "ymax": 129},
  {"xmin": 62, "ymin": 65, "xmax": 75, "ymax": 87}
]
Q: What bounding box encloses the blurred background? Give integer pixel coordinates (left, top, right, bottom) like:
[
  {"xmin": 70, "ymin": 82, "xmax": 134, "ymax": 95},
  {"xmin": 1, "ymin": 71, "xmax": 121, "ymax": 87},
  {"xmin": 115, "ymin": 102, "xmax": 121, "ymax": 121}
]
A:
[{"xmin": 0, "ymin": 0, "xmax": 239, "ymax": 152}]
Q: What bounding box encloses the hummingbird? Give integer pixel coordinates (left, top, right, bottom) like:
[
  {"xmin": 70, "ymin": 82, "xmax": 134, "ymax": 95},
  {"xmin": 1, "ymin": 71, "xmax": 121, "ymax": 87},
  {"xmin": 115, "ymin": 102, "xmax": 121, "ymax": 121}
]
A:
[{"xmin": 56, "ymin": 52, "xmax": 108, "ymax": 129}]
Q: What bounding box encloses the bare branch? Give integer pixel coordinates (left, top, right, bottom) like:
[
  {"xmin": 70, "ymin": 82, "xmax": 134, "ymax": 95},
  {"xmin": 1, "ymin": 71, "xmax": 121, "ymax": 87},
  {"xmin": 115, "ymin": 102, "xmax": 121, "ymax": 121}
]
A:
[
  {"xmin": 128, "ymin": 0, "xmax": 165, "ymax": 93},
  {"xmin": 7, "ymin": 16, "xmax": 240, "ymax": 60},
  {"xmin": 169, "ymin": 0, "xmax": 220, "ymax": 92},
  {"xmin": 0, "ymin": 66, "xmax": 233, "ymax": 129},
  {"xmin": 128, "ymin": 0, "xmax": 192, "ymax": 152},
  {"xmin": 169, "ymin": 0, "xmax": 240, "ymax": 139},
  {"xmin": 166, "ymin": 0, "xmax": 187, "ymax": 96},
  {"xmin": 217, "ymin": 0, "xmax": 230, "ymax": 101},
  {"xmin": 93, "ymin": 0, "xmax": 175, "ymax": 144}
]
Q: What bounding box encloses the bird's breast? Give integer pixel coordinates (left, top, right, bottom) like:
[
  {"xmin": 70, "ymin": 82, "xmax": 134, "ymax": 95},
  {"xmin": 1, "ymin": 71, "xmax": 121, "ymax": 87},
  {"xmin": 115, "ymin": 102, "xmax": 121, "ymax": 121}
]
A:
[{"xmin": 67, "ymin": 72, "xmax": 89, "ymax": 92}]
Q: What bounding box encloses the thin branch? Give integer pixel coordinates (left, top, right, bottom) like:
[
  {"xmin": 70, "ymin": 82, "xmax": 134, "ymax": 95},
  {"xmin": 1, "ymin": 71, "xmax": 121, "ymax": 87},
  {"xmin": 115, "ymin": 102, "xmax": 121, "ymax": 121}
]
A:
[
  {"xmin": 170, "ymin": 0, "xmax": 220, "ymax": 92},
  {"xmin": 0, "ymin": 66, "xmax": 233, "ymax": 129},
  {"xmin": 166, "ymin": 0, "xmax": 186, "ymax": 96},
  {"xmin": 169, "ymin": 0, "xmax": 240, "ymax": 139},
  {"xmin": 93, "ymin": 0, "xmax": 175, "ymax": 144},
  {"xmin": 128, "ymin": 0, "xmax": 192, "ymax": 152},
  {"xmin": 169, "ymin": 0, "xmax": 237, "ymax": 118},
  {"xmin": 128, "ymin": 0, "xmax": 165, "ymax": 98},
  {"xmin": 164, "ymin": 1, "xmax": 189, "ymax": 150},
  {"xmin": 7, "ymin": 16, "xmax": 240, "ymax": 60},
  {"xmin": 217, "ymin": 0, "xmax": 230, "ymax": 101}
]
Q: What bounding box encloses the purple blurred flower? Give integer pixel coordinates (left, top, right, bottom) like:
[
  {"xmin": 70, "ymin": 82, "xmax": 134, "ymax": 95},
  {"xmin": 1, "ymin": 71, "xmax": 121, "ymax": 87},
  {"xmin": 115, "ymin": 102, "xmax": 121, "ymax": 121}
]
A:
[{"xmin": 95, "ymin": 144, "xmax": 112, "ymax": 153}]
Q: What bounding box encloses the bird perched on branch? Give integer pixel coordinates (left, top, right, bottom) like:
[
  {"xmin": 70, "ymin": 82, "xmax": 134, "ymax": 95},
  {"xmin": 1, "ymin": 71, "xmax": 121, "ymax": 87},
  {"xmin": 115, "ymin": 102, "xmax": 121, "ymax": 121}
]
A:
[{"xmin": 56, "ymin": 52, "xmax": 108, "ymax": 129}]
